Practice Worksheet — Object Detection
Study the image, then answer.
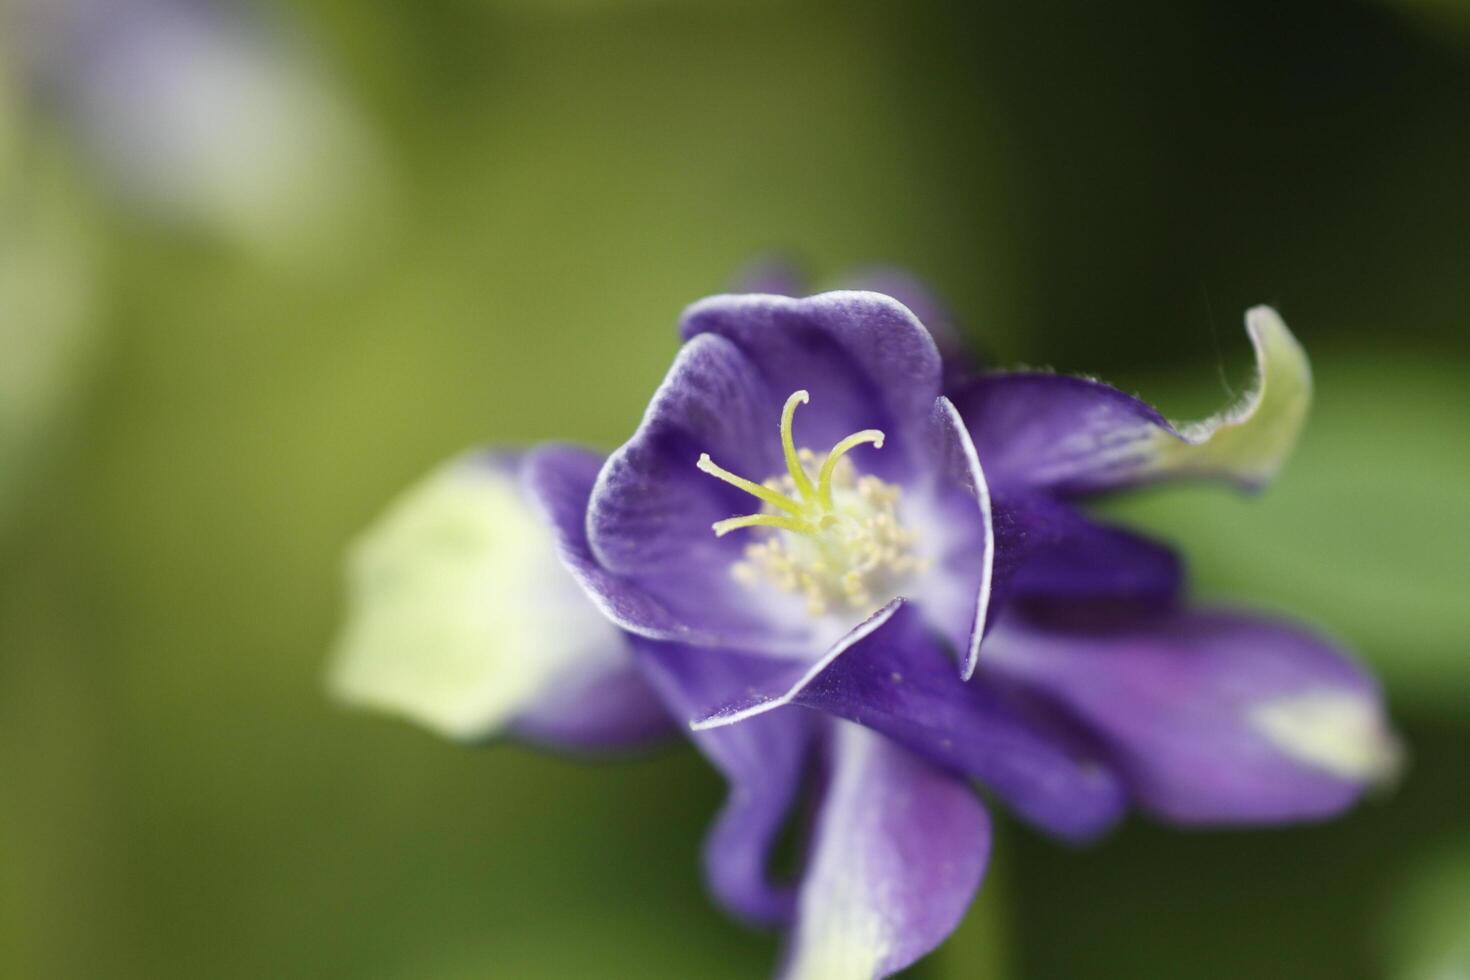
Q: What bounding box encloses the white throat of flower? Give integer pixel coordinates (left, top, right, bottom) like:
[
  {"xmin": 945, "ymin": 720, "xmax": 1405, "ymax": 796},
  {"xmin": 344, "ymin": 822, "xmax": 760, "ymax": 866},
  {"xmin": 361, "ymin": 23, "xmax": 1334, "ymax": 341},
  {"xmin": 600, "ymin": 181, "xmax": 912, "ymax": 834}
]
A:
[{"xmin": 696, "ymin": 389, "xmax": 926, "ymax": 618}]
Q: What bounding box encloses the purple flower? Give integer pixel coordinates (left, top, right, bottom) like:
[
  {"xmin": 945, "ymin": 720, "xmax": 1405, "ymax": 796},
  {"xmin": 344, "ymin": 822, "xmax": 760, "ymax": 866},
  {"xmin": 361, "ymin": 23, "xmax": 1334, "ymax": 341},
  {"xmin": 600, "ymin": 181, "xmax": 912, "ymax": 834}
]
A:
[{"xmin": 332, "ymin": 289, "xmax": 1400, "ymax": 978}]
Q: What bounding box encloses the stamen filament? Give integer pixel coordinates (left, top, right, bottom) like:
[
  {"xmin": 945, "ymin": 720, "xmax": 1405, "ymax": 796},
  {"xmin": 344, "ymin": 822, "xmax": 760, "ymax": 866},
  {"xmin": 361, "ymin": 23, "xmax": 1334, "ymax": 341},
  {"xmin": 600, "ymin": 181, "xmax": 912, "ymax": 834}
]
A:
[
  {"xmin": 712, "ymin": 513, "xmax": 816, "ymax": 538},
  {"xmin": 780, "ymin": 390, "xmax": 818, "ymax": 503},
  {"xmin": 694, "ymin": 388, "xmax": 920, "ymax": 619},
  {"xmin": 818, "ymin": 429, "xmax": 885, "ymax": 507},
  {"xmin": 697, "ymin": 454, "xmax": 804, "ymax": 515}
]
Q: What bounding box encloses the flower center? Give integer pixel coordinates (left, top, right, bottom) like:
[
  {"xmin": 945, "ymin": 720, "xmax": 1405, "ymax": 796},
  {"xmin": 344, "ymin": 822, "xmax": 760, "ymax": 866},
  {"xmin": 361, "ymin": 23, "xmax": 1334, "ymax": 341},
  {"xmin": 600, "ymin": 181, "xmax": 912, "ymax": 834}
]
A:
[{"xmin": 696, "ymin": 390, "xmax": 926, "ymax": 618}]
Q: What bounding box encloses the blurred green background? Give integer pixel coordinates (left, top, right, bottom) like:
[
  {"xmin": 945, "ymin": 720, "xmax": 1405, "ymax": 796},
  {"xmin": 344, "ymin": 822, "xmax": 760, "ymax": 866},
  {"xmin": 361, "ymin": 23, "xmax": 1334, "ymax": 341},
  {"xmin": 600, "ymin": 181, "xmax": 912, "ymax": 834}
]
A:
[{"xmin": 3, "ymin": 0, "xmax": 1469, "ymax": 977}]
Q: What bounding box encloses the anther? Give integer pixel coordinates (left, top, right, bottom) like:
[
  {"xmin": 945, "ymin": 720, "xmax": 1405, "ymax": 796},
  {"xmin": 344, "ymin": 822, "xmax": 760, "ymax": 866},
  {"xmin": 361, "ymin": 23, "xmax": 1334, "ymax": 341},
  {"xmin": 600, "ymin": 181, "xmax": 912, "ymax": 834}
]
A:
[{"xmin": 694, "ymin": 389, "xmax": 921, "ymax": 618}]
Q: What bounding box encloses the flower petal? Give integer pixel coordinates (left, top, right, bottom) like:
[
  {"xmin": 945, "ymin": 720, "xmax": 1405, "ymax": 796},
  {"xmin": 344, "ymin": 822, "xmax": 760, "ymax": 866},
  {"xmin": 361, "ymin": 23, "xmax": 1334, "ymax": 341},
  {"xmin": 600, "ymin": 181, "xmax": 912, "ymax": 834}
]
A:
[
  {"xmin": 328, "ymin": 451, "xmax": 668, "ymax": 747},
  {"xmin": 524, "ymin": 443, "xmax": 714, "ymax": 644},
  {"xmin": 984, "ymin": 606, "xmax": 1402, "ymax": 824},
  {"xmin": 911, "ymin": 397, "xmax": 993, "ymax": 680},
  {"xmin": 955, "ymin": 306, "xmax": 1311, "ymax": 494},
  {"xmin": 914, "ymin": 398, "xmax": 1181, "ymax": 679},
  {"xmin": 679, "ymin": 291, "xmax": 943, "ymax": 484},
  {"xmin": 781, "ymin": 723, "xmax": 990, "ymax": 980},
  {"xmin": 507, "ymin": 663, "xmax": 673, "ymax": 749},
  {"xmin": 632, "ymin": 639, "xmax": 817, "ymax": 927},
  {"xmin": 585, "ymin": 334, "xmax": 813, "ymax": 650},
  {"xmin": 833, "ymin": 267, "xmax": 979, "ymax": 387},
  {"xmin": 694, "ymin": 601, "xmax": 1128, "ymax": 841},
  {"xmin": 729, "ymin": 264, "xmax": 979, "ymax": 388},
  {"xmin": 991, "ymin": 492, "xmax": 1183, "ymax": 610}
]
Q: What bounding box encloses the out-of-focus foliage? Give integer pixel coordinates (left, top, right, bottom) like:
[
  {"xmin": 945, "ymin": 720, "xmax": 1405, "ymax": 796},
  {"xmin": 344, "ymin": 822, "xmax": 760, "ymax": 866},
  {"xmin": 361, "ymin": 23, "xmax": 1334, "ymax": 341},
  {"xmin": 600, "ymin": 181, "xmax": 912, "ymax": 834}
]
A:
[
  {"xmin": 1382, "ymin": 0, "xmax": 1470, "ymax": 42},
  {"xmin": 0, "ymin": 70, "xmax": 99, "ymax": 532},
  {"xmin": 1, "ymin": 1, "xmax": 1467, "ymax": 978},
  {"xmin": 1384, "ymin": 845, "xmax": 1470, "ymax": 980}
]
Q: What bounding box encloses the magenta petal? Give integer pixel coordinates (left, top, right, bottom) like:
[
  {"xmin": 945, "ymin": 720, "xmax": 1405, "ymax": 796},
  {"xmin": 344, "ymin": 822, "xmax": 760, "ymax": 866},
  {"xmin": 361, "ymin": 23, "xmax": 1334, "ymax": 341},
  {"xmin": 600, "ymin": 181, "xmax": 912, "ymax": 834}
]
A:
[
  {"xmin": 780, "ymin": 723, "xmax": 990, "ymax": 979},
  {"xmin": 985, "ymin": 607, "xmax": 1401, "ymax": 824},
  {"xmin": 695, "ymin": 602, "xmax": 1127, "ymax": 842}
]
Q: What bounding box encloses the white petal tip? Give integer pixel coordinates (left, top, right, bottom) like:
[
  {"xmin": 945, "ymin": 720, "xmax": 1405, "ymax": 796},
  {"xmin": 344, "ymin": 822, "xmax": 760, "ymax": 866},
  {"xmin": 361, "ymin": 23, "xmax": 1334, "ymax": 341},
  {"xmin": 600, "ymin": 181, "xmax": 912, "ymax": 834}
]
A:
[
  {"xmin": 1152, "ymin": 306, "xmax": 1313, "ymax": 488},
  {"xmin": 1251, "ymin": 690, "xmax": 1404, "ymax": 785},
  {"xmin": 329, "ymin": 455, "xmax": 624, "ymax": 742}
]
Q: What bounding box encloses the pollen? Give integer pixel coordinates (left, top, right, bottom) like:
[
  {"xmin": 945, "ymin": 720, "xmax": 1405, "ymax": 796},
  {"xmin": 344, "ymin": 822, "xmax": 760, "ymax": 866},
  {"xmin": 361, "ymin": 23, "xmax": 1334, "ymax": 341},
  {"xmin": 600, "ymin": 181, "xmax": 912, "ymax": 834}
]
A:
[{"xmin": 696, "ymin": 390, "xmax": 927, "ymax": 618}]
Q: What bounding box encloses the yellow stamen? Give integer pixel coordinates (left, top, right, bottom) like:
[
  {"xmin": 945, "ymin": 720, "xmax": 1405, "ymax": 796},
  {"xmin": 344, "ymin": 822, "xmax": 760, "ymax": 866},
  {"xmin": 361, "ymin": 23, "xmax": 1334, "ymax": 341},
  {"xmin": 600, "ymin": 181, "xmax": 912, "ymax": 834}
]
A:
[
  {"xmin": 712, "ymin": 513, "xmax": 815, "ymax": 538},
  {"xmin": 780, "ymin": 390, "xmax": 818, "ymax": 503},
  {"xmin": 694, "ymin": 391, "xmax": 893, "ymax": 541},
  {"xmin": 696, "ymin": 454, "xmax": 803, "ymax": 515},
  {"xmin": 818, "ymin": 430, "xmax": 885, "ymax": 508},
  {"xmin": 694, "ymin": 390, "xmax": 920, "ymax": 617}
]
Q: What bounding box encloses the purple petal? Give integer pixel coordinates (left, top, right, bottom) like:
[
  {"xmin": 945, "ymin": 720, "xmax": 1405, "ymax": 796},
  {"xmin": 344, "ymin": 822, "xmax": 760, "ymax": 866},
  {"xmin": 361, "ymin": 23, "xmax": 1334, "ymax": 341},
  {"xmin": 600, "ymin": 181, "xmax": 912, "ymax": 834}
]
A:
[
  {"xmin": 835, "ymin": 267, "xmax": 979, "ymax": 387},
  {"xmin": 985, "ymin": 606, "xmax": 1402, "ymax": 824},
  {"xmin": 910, "ymin": 397, "xmax": 992, "ymax": 679},
  {"xmin": 694, "ymin": 602, "xmax": 1128, "ymax": 842},
  {"xmin": 330, "ymin": 449, "xmax": 669, "ymax": 750},
  {"xmin": 728, "ymin": 263, "xmax": 980, "ymax": 388},
  {"xmin": 955, "ymin": 371, "xmax": 1174, "ymax": 494},
  {"xmin": 991, "ymin": 492, "xmax": 1182, "ymax": 610},
  {"xmin": 633, "ymin": 639, "xmax": 817, "ymax": 927},
  {"xmin": 509, "ymin": 663, "xmax": 674, "ymax": 750},
  {"xmin": 546, "ymin": 337, "xmax": 812, "ymax": 649},
  {"xmin": 955, "ymin": 307, "xmax": 1311, "ymax": 494},
  {"xmin": 679, "ymin": 292, "xmax": 943, "ymax": 485},
  {"xmin": 523, "ymin": 443, "xmax": 729, "ymax": 645},
  {"xmin": 912, "ymin": 398, "xmax": 1180, "ymax": 680},
  {"xmin": 780, "ymin": 723, "xmax": 990, "ymax": 979}
]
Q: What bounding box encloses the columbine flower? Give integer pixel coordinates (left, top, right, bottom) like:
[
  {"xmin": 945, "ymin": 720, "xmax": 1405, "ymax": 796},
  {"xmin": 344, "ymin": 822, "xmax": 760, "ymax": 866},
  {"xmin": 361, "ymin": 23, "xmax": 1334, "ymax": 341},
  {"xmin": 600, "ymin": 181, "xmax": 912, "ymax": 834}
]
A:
[{"xmin": 331, "ymin": 290, "xmax": 1400, "ymax": 979}]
